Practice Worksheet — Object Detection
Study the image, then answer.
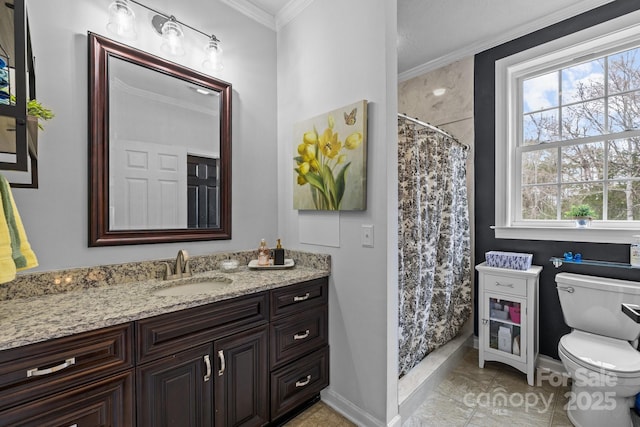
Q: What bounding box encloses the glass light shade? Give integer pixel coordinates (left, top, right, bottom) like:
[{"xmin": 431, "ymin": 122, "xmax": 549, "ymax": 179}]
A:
[
  {"xmin": 106, "ymin": 0, "xmax": 137, "ymax": 40},
  {"xmin": 203, "ymin": 37, "xmax": 223, "ymax": 72},
  {"xmin": 160, "ymin": 17, "xmax": 185, "ymax": 56}
]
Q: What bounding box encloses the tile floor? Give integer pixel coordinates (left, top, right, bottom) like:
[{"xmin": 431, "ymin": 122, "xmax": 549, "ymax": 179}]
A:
[
  {"xmin": 284, "ymin": 401, "xmax": 356, "ymax": 426},
  {"xmin": 402, "ymin": 348, "xmax": 572, "ymax": 426},
  {"xmin": 287, "ymin": 347, "xmax": 640, "ymax": 426}
]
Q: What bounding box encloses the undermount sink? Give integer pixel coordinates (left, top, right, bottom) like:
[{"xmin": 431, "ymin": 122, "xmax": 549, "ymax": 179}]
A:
[{"xmin": 153, "ymin": 277, "xmax": 233, "ymax": 297}]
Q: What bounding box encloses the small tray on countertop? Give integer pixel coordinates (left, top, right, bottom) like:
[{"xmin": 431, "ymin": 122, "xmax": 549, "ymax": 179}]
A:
[{"xmin": 248, "ymin": 259, "xmax": 295, "ymax": 269}]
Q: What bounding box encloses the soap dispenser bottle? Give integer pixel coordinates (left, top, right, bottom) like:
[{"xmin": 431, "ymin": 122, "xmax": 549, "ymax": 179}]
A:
[
  {"xmin": 257, "ymin": 239, "xmax": 270, "ymax": 266},
  {"xmin": 274, "ymin": 239, "xmax": 285, "ymax": 265}
]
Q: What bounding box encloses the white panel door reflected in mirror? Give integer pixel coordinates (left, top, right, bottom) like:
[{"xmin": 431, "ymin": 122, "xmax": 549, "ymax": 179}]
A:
[{"xmin": 108, "ymin": 56, "xmax": 220, "ymax": 230}]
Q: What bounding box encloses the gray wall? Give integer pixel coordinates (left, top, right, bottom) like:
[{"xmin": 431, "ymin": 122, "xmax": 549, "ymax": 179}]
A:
[
  {"xmin": 19, "ymin": 0, "xmax": 278, "ymax": 271},
  {"xmin": 19, "ymin": 0, "xmax": 401, "ymax": 424},
  {"xmin": 276, "ymin": 0, "xmax": 399, "ymax": 425}
]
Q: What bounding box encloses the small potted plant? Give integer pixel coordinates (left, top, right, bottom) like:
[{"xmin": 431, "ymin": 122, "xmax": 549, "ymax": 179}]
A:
[
  {"xmin": 25, "ymin": 98, "xmax": 54, "ymax": 130},
  {"xmin": 10, "ymin": 95, "xmax": 54, "ymax": 155},
  {"xmin": 565, "ymin": 204, "xmax": 596, "ymax": 228},
  {"xmin": 9, "ymin": 95, "xmax": 54, "ymax": 129}
]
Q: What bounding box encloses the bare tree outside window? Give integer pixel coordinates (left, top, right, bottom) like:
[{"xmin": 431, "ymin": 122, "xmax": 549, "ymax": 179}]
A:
[{"xmin": 520, "ymin": 46, "xmax": 640, "ymax": 221}]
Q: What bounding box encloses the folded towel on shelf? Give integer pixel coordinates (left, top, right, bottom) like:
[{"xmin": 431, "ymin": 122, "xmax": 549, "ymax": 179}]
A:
[{"xmin": 0, "ymin": 174, "xmax": 37, "ymax": 284}]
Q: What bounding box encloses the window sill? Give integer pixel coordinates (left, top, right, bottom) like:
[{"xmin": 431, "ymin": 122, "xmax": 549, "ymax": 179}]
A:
[{"xmin": 492, "ymin": 226, "xmax": 638, "ymax": 244}]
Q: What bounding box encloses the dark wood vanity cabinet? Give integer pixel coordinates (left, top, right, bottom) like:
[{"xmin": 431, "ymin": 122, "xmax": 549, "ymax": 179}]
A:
[
  {"xmin": 137, "ymin": 343, "xmax": 214, "ymax": 426},
  {"xmin": 0, "ymin": 277, "xmax": 329, "ymax": 426},
  {"xmin": 269, "ymin": 278, "xmax": 330, "ymax": 422},
  {"xmin": 136, "ymin": 326, "xmax": 269, "ymax": 427},
  {"xmin": 0, "ymin": 323, "xmax": 135, "ymax": 426},
  {"xmin": 0, "ymin": 371, "xmax": 134, "ymax": 427},
  {"xmin": 136, "ymin": 278, "xmax": 329, "ymax": 426},
  {"xmin": 214, "ymin": 325, "xmax": 269, "ymax": 427},
  {"xmin": 136, "ymin": 292, "xmax": 269, "ymax": 427}
]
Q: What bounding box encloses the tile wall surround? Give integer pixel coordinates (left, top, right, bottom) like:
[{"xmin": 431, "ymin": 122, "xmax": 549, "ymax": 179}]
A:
[
  {"xmin": 398, "ymin": 57, "xmax": 474, "ymax": 129},
  {"xmin": 0, "ymin": 249, "xmax": 331, "ymax": 301},
  {"xmin": 398, "ymin": 56, "xmax": 475, "ymax": 269}
]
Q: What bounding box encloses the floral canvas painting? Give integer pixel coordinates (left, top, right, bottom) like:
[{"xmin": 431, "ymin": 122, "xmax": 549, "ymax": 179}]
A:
[{"xmin": 293, "ymin": 100, "xmax": 367, "ymax": 211}]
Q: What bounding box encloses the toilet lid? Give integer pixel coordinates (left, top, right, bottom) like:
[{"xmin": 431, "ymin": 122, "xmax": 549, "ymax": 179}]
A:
[{"xmin": 560, "ymin": 331, "xmax": 640, "ymax": 377}]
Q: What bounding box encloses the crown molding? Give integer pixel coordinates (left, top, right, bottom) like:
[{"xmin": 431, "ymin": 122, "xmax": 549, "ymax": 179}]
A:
[
  {"xmin": 275, "ymin": 0, "xmax": 314, "ymax": 31},
  {"xmin": 220, "ymin": 0, "xmax": 314, "ymax": 32},
  {"xmin": 220, "ymin": 0, "xmax": 276, "ymax": 31},
  {"xmin": 398, "ymin": 0, "xmax": 615, "ymax": 82}
]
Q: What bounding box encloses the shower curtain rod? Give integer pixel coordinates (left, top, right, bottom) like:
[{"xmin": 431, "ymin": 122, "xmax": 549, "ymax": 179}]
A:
[{"xmin": 398, "ymin": 113, "xmax": 469, "ymax": 151}]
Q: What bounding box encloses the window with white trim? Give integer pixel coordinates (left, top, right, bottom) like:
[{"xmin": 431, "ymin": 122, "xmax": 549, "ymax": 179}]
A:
[
  {"xmin": 520, "ymin": 45, "xmax": 640, "ymax": 222},
  {"xmin": 494, "ymin": 11, "xmax": 640, "ymax": 243}
]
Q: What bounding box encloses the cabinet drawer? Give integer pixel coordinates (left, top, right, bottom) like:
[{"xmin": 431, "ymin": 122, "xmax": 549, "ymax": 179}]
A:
[
  {"xmin": 0, "ymin": 323, "xmax": 133, "ymax": 410},
  {"xmin": 270, "ymin": 346, "xmax": 329, "ymax": 420},
  {"xmin": 0, "ymin": 370, "xmax": 134, "ymax": 426},
  {"xmin": 270, "ymin": 277, "xmax": 328, "ymax": 319},
  {"xmin": 137, "ymin": 292, "xmax": 268, "ymax": 364},
  {"xmin": 483, "ymin": 273, "xmax": 527, "ymax": 297},
  {"xmin": 270, "ymin": 306, "xmax": 328, "ymax": 369}
]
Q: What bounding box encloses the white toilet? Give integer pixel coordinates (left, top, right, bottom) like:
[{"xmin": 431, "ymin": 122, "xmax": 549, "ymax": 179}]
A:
[{"xmin": 556, "ymin": 273, "xmax": 640, "ymax": 427}]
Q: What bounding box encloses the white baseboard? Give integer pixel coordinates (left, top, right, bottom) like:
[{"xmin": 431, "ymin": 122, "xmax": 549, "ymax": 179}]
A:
[
  {"xmin": 387, "ymin": 414, "xmax": 402, "ymax": 427},
  {"xmin": 537, "ymin": 354, "xmax": 566, "ymax": 375},
  {"xmin": 321, "ymin": 388, "xmax": 386, "ymax": 427}
]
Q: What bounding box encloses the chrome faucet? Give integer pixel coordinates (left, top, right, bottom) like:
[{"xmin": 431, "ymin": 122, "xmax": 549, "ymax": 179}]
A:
[{"xmin": 164, "ymin": 249, "xmax": 192, "ymax": 280}]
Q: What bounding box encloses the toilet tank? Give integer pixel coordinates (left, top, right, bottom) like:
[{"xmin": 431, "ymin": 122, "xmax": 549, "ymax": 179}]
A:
[{"xmin": 556, "ymin": 273, "xmax": 640, "ymax": 341}]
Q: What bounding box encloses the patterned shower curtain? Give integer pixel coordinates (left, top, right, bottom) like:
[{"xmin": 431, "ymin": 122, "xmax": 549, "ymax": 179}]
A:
[{"xmin": 397, "ymin": 118, "xmax": 472, "ymax": 378}]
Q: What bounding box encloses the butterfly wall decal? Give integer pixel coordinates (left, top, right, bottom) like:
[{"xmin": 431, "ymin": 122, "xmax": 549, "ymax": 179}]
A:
[{"xmin": 344, "ymin": 108, "xmax": 357, "ymax": 125}]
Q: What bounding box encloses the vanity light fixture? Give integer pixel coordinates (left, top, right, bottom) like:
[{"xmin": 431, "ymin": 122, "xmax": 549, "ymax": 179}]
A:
[
  {"xmin": 106, "ymin": 0, "xmax": 137, "ymax": 40},
  {"xmin": 203, "ymin": 35, "xmax": 223, "ymax": 72},
  {"xmin": 159, "ymin": 16, "xmax": 185, "ymax": 56},
  {"xmin": 105, "ymin": 0, "xmax": 223, "ymax": 70}
]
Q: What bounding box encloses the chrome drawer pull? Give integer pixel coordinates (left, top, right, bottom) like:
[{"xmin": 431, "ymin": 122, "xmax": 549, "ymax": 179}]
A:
[
  {"xmin": 69, "ymin": 424, "xmax": 78, "ymax": 427},
  {"xmin": 218, "ymin": 350, "xmax": 225, "ymax": 376},
  {"xmin": 293, "ymin": 292, "xmax": 310, "ymax": 302},
  {"xmin": 557, "ymin": 286, "xmax": 575, "ymax": 293},
  {"xmin": 204, "ymin": 355, "xmax": 212, "ymax": 382},
  {"xmin": 294, "ymin": 330, "xmax": 310, "ymax": 340},
  {"xmin": 495, "ymin": 282, "xmax": 514, "ymax": 288},
  {"xmin": 27, "ymin": 357, "xmax": 76, "ymax": 378},
  {"xmin": 295, "ymin": 374, "xmax": 312, "ymax": 388}
]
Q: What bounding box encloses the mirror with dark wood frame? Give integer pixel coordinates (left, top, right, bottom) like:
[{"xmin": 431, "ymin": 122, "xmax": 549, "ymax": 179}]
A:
[{"xmin": 89, "ymin": 33, "xmax": 231, "ymax": 246}]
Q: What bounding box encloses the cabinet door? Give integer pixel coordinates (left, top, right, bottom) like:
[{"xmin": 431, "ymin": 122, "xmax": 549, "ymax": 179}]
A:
[
  {"xmin": 214, "ymin": 325, "xmax": 268, "ymax": 427},
  {"xmin": 483, "ymin": 292, "xmax": 526, "ymax": 363},
  {"xmin": 137, "ymin": 343, "xmax": 214, "ymax": 427},
  {"xmin": 0, "ymin": 370, "xmax": 133, "ymax": 427}
]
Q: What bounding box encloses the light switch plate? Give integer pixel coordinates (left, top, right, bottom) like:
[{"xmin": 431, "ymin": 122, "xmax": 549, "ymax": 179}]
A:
[{"xmin": 361, "ymin": 224, "xmax": 374, "ymax": 247}]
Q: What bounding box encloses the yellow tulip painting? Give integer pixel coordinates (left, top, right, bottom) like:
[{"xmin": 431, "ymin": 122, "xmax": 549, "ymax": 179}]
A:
[{"xmin": 293, "ymin": 100, "xmax": 367, "ymax": 211}]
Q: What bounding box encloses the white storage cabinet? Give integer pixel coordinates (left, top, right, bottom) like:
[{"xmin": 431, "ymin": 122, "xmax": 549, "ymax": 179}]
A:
[{"xmin": 476, "ymin": 262, "xmax": 542, "ymax": 386}]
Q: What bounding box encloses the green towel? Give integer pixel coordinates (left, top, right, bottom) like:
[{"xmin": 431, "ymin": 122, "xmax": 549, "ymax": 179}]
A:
[{"xmin": 0, "ymin": 174, "xmax": 26, "ymax": 269}]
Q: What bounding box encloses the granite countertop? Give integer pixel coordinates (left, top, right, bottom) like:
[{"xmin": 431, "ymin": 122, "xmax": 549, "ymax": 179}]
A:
[{"xmin": 0, "ymin": 262, "xmax": 329, "ymax": 352}]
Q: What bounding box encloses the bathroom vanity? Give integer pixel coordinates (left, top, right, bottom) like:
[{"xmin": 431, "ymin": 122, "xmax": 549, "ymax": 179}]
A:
[
  {"xmin": 476, "ymin": 262, "xmax": 542, "ymax": 386},
  {"xmin": 0, "ymin": 251, "xmax": 330, "ymax": 426}
]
